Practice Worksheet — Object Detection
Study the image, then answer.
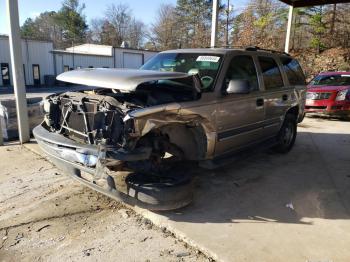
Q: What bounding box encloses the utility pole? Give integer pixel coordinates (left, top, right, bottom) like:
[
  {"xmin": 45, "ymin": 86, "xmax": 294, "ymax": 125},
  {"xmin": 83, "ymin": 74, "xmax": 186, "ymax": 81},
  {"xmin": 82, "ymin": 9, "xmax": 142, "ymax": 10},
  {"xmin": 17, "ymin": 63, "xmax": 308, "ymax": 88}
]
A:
[
  {"xmin": 211, "ymin": 0, "xmax": 219, "ymax": 48},
  {"xmin": 225, "ymin": 0, "xmax": 230, "ymax": 46},
  {"xmin": 6, "ymin": 0, "xmax": 30, "ymax": 143},
  {"xmin": 285, "ymin": 5, "xmax": 294, "ymax": 53}
]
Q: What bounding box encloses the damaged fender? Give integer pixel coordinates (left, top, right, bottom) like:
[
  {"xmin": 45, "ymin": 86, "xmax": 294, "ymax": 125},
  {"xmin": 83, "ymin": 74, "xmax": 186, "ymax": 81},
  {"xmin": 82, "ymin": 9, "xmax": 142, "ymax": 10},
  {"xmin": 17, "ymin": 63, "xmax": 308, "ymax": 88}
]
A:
[{"xmin": 124, "ymin": 104, "xmax": 216, "ymax": 160}]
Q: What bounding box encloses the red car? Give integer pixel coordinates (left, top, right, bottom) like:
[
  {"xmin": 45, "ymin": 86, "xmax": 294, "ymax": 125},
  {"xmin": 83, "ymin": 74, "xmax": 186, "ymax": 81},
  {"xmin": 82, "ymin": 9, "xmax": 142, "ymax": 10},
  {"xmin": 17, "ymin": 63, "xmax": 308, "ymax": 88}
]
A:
[{"xmin": 305, "ymin": 72, "xmax": 350, "ymax": 119}]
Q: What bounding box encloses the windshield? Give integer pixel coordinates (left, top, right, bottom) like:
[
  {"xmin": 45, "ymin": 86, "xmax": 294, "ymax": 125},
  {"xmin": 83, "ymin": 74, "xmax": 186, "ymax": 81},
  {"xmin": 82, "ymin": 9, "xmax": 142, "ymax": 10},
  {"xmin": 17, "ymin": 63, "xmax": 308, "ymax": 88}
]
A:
[
  {"xmin": 141, "ymin": 53, "xmax": 223, "ymax": 91},
  {"xmin": 310, "ymin": 74, "xmax": 350, "ymax": 86}
]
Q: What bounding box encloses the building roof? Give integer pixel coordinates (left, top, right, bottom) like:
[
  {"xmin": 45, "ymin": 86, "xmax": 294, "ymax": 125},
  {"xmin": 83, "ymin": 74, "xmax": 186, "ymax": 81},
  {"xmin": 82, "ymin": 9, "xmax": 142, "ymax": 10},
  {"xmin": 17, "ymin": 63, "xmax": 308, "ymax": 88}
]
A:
[
  {"xmin": 65, "ymin": 44, "xmax": 113, "ymax": 56},
  {"xmin": 0, "ymin": 34, "xmax": 53, "ymax": 44},
  {"xmin": 279, "ymin": 0, "xmax": 350, "ymax": 7},
  {"xmin": 52, "ymin": 43, "xmax": 159, "ymax": 56}
]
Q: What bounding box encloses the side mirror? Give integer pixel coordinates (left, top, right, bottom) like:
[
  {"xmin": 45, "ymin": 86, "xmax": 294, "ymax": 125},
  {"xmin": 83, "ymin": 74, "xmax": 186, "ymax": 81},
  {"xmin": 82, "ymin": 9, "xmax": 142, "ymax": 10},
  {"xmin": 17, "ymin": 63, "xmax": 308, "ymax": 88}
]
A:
[{"xmin": 226, "ymin": 79, "xmax": 250, "ymax": 94}]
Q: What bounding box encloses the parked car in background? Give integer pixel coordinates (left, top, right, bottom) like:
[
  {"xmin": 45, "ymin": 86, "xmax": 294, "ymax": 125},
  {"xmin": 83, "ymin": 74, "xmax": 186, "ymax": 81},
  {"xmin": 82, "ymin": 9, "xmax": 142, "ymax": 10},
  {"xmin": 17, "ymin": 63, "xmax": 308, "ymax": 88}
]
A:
[
  {"xmin": 305, "ymin": 72, "xmax": 350, "ymax": 119},
  {"xmin": 34, "ymin": 47, "xmax": 306, "ymax": 210}
]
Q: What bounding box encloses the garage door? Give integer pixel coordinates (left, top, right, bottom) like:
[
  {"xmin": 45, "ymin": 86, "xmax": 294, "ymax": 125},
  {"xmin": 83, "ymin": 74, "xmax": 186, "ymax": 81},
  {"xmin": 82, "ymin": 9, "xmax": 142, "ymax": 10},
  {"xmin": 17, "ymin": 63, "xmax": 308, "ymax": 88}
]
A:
[{"xmin": 123, "ymin": 53, "xmax": 143, "ymax": 69}]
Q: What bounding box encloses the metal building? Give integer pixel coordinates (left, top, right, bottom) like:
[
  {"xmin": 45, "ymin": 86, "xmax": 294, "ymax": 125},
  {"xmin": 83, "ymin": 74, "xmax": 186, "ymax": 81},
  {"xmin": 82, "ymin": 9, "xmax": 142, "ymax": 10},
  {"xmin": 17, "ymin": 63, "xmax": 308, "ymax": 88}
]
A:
[
  {"xmin": 0, "ymin": 38, "xmax": 158, "ymax": 87},
  {"xmin": 52, "ymin": 44, "xmax": 158, "ymax": 75},
  {"xmin": 0, "ymin": 35, "xmax": 54, "ymax": 86}
]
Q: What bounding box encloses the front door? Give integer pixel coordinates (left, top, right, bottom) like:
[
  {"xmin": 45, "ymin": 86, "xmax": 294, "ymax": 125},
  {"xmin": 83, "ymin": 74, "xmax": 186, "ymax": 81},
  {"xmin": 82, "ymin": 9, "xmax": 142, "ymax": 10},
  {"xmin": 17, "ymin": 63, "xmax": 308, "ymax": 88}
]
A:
[
  {"xmin": 32, "ymin": 64, "xmax": 40, "ymax": 86},
  {"xmin": 215, "ymin": 55, "xmax": 265, "ymax": 156},
  {"xmin": 1, "ymin": 63, "xmax": 10, "ymax": 86}
]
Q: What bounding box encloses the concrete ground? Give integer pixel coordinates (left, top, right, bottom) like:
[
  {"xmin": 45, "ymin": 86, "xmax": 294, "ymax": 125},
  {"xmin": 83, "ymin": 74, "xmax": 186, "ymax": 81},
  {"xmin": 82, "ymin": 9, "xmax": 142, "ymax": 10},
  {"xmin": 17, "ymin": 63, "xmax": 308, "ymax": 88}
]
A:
[
  {"xmin": 1, "ymin": 116, "xmax": 350, "ymax": 262},
  {"xmin": 136, "ymin": 116, "xmax": 350, "ymax": 262},
  {"xmin": 0, "ymin": 145, "xmax": 208, "ymax": 262}
]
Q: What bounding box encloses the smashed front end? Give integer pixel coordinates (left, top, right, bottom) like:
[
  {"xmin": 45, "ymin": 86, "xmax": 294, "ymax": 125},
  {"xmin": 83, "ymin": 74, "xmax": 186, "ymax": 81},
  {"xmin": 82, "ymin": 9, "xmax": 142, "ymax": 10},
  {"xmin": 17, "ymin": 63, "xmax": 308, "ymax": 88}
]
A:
[{"xmin": 34, "ymin": 69, "xmax": 203, "ymax": 210}]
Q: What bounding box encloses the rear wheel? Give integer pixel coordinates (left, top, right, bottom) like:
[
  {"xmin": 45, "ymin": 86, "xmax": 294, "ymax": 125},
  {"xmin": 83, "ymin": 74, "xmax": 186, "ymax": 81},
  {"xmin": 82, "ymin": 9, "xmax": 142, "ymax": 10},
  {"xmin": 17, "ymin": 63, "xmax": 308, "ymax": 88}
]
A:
[{"xmin": 273, "ymin": 114, "xmax": 297, "ymax": 153}]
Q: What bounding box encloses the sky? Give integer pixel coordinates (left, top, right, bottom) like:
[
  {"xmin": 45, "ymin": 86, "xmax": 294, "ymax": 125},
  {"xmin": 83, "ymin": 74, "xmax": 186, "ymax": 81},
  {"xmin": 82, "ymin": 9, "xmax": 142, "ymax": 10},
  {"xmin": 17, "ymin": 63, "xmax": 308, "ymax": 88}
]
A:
[
  {"xmin": 0, "ymin": 0, "xmax": 175, "ymax": 34},
  {"xmin": 0, "ymin": 0, "xmax": 249, "ymax": 35}
]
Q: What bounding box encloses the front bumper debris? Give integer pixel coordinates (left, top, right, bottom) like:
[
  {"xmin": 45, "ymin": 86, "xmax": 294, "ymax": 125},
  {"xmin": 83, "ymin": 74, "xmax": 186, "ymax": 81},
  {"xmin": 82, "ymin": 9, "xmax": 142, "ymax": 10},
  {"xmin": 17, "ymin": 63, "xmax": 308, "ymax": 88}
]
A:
[
  {"xmin": 33, "ymin": 124, "xmax": 180, "ymax": 210},
  {"xmin": 33, "ymin": 125, "xmax": 151, "ymax": 166}
]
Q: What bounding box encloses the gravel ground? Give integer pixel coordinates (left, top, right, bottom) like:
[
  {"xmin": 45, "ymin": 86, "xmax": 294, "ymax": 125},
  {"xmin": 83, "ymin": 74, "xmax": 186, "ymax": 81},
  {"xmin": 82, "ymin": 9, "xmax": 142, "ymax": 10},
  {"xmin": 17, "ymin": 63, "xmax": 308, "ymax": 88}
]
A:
[{"xmin": 0, "ymin": 145, "xmax": 209, "ymax": 262}]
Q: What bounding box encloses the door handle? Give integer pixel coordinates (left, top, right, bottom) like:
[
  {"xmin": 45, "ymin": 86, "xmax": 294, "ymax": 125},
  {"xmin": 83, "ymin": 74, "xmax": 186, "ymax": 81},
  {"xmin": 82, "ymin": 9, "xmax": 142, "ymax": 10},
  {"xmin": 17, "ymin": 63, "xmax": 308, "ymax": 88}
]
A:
[
  {"xmin": 282, "ymin": 94, "xmax": 288, "ymax": 101},
  {"xmin": 256, "ymin": 98, "xmax": 264, "ymax": 107}
]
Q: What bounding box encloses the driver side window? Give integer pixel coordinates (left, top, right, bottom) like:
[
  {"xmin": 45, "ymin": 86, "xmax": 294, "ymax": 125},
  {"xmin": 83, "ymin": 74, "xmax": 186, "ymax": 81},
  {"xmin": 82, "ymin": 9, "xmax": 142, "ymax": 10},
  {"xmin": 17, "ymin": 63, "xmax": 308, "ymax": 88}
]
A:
[{"xmin": 225, "ymin": 55, "xmax": 259, "ymax": 91}]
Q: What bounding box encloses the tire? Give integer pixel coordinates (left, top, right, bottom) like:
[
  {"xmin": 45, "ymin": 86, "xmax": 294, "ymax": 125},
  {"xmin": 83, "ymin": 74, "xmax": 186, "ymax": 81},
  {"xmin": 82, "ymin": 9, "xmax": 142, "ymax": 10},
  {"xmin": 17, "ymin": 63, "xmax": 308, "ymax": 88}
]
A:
[
  {"xmin": 118, "ymin": 171, "xmax": 195, "ymax": 210},
  {"xmin": 273, "ymin": 114, "xmax": 297, "ymax": 153}
]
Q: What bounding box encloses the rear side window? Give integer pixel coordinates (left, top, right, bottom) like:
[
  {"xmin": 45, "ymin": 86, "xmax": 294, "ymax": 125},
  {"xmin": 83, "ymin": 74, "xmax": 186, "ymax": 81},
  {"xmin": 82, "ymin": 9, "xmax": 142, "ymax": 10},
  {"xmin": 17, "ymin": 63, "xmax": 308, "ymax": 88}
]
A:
[
  {"xmin": 281, "ymin": 57, "xmax": 305, "ymax": 85},
  {"xmin": 225, "ymin": 55, "xmax": 259, "ymax": 91},
  {"xmin": 258, "ymin": 56, "xmax": 284, "ymax": 90}
]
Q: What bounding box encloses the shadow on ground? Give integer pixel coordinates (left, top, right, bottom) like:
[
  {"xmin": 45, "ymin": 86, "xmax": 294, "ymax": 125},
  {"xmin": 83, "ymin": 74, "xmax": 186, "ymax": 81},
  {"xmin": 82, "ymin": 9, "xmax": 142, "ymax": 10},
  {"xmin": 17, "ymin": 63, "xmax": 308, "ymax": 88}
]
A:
[{"xmin": 157, "ymin": 131, "xmax": 350, "ymax": 225}]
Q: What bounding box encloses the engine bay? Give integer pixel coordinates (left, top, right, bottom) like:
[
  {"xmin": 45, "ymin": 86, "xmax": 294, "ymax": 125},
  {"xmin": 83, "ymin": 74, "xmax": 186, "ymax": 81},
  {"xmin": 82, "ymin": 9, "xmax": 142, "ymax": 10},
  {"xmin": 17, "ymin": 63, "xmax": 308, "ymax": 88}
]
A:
[{"xmin": 43, "ymin": 83, "xmax": 199, "ymax": 146}]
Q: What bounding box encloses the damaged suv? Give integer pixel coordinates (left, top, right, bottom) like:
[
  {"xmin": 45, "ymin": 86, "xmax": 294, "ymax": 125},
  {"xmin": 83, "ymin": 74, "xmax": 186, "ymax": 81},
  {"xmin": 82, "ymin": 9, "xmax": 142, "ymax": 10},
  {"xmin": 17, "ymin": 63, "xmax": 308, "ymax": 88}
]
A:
[{"xmin": 34, "ymin": 47, "xmax": 306, "ymax": 210}]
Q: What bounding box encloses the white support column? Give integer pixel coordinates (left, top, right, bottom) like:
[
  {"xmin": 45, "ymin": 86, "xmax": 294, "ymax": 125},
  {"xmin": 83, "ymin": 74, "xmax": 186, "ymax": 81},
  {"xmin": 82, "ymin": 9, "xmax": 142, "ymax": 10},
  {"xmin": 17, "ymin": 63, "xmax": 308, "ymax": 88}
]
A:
[
  {"xmin": 284, "ymin": 5, "xmax": 294, "ymax": 53},
  {"xmin": 6, "ymin": 0, "xmax": 30, "ymax": 143},
  {"xmin": 211, "ymin": 0, "xmax": 219, "ymax": 48},
  {"xmin": 0, "ymin": 118, "xmax": 3, "ymax": 146}
]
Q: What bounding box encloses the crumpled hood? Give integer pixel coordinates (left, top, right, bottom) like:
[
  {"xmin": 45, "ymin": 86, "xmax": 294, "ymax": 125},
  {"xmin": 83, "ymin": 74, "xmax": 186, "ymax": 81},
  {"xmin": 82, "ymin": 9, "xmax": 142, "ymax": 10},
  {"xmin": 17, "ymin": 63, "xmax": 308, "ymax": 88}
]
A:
[{"xmin": 57, "ymin": 68, "xmax": 200, "ymax": 92}]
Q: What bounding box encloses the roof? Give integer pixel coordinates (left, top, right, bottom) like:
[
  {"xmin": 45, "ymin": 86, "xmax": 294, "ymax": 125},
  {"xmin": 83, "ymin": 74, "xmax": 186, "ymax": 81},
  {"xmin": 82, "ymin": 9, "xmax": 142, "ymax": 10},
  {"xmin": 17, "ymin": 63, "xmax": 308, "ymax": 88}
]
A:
[
  {"xmin": 65, "ymin": 44, "xmax": 113, "ymax": 56},
  {"xmin": 51, "ymin": 49, "xmax": 112, "ymax": 57},
  {"xmin": 162, "ymin": 48, "xmax": 232, "ymax": 54},
  {"xmin": 56, "ymin": 68, "xmax": 189, "ymax": 92},
  {"xmin": 161, "ymin": 47, "xmax": 291, "ymax": 56},
  {"xmin": 53, "ymin": 44, "xmax": 159, "ymax": 57},
  {"xmin": 0, "ymin": 34, "xmax": 53, "ymax": 44},
  {"xmin": 279, "ymin": 0, "xmax": 350, "ymax": 7}
]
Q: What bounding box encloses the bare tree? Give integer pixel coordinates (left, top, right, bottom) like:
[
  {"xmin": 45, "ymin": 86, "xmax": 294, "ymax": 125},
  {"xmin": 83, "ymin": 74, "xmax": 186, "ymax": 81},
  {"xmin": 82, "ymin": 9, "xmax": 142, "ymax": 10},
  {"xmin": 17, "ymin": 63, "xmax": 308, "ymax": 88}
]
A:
[{"xmin": 150, "ymin": 4, "xmax": 180, "ymax": 50}]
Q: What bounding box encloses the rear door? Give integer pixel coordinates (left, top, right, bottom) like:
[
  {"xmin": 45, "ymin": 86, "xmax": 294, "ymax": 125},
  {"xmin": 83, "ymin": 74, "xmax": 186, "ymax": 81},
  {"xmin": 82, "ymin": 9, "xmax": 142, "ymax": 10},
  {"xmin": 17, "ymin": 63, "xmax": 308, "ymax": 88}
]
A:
[
  {"xmin": 256, "ymin": 56, "xmax": 287, "ymax": 137},
  {"xmin": 215, "ymin": 54, "xmax": 265, "ymax": 155}
]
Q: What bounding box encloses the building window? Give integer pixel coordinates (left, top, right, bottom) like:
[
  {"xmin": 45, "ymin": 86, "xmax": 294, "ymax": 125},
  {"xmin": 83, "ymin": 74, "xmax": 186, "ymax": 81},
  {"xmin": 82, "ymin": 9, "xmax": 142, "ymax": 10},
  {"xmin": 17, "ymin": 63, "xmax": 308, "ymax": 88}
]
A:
[
  {"xmin": 32, "ymin": 64, "xmax": 41, "ymax": 86},
  {"xmin": 63, "ymin": 65, "xmax": 69, "ymax": 72},
  {"xmin": 1, "ymin": 63, "xmax": 10, "ymax": 86}
]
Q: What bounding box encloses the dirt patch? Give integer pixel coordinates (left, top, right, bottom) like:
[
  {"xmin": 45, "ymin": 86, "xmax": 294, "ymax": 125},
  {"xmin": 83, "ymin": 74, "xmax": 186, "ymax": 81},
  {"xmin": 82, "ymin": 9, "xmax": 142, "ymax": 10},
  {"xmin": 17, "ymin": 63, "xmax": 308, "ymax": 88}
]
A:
[{"xmin": 0, "ymin": 146, "xmax": 209, "ymax": 262}]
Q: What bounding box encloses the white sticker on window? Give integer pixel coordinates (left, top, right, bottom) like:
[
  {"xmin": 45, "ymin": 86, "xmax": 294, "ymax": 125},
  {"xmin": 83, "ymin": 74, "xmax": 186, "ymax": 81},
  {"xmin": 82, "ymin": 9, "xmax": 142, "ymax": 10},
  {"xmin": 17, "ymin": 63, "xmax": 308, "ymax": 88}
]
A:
[{"xmin": 196, "ymin": 56, "xmax": 220, "ymax": 62}]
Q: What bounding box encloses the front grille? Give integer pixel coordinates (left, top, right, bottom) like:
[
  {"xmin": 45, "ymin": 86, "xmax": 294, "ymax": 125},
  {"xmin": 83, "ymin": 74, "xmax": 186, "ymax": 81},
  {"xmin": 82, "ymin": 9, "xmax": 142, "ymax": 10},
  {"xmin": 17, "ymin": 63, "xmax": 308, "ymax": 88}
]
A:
[
  {"xmin": 331, "ymin": 105, "xmax": 342, "ymax": 110},
  {"xmin": 59, "ymin": 97, "xmax": 122, "ymax": 144},
  {"xmin": 306, "ymin": 92, "xmax": 332, "ymax": 100},
  {"xmin": 305, "ymin": 106, "xmax": 327, "ymax": 110}
]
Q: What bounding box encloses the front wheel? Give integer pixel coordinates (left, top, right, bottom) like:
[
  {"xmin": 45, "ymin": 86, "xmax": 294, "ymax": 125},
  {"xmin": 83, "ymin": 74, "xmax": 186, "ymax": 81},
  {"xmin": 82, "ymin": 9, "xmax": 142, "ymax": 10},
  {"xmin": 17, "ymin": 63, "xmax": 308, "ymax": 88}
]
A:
[{"xmin": 273, "ymin": 114, "xmax": 297, "ymax": 153}]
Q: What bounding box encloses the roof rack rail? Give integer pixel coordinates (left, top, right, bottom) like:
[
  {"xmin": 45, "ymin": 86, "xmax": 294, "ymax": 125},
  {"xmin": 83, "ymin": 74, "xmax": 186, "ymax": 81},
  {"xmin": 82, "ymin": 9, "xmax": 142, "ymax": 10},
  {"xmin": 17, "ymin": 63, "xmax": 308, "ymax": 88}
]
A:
[
  {"xmin": 207, "ymin": 45, "xmax": 246, "ymax": 49},
  {"xmin": 245, "ymin": 46, "xmax": 290, "ymax": 56},
  {"xmin": 207, "ymin": 45, "xmax": 291, "ymax": 56}
]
